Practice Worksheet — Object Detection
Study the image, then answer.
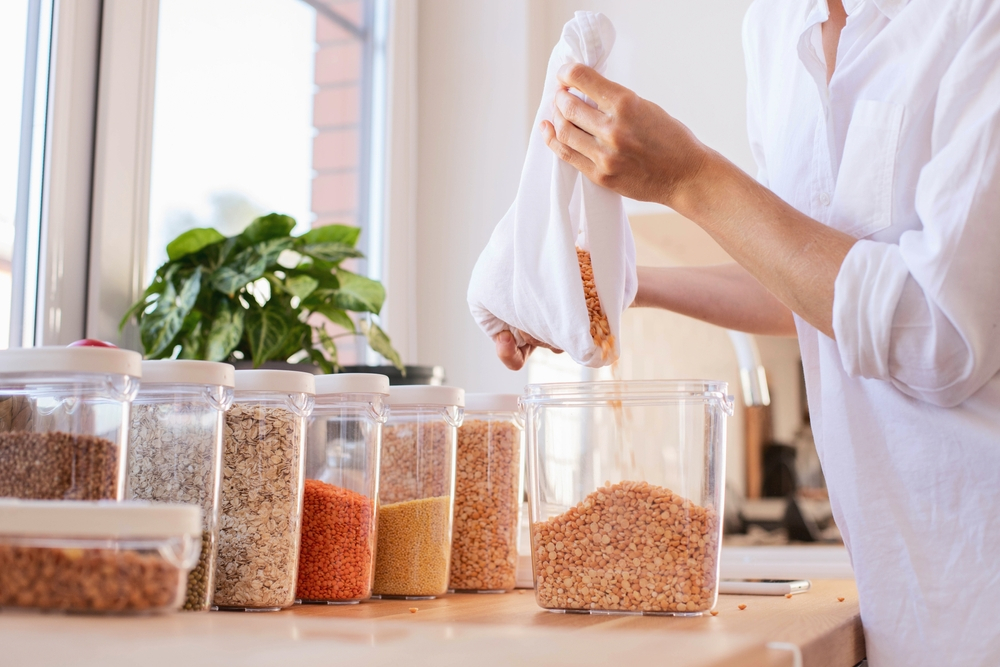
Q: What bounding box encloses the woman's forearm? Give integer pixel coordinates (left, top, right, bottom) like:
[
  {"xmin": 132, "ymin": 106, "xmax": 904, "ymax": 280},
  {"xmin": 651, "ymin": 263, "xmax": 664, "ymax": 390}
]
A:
[
  {"xmin": 670, "ymin": 151, "xmax": 855, "ymax": 337},
  {"xmin": 634, "ymin": 264, "xmax": 797, "ymax": 336}
]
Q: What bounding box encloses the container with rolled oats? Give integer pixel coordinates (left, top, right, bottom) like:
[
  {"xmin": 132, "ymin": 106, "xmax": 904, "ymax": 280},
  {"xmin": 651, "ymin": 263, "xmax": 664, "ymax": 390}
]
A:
[
  {"xmin": 522, "ymin": 381, "xmax": 732, "ymax": 616},
  {"xmin": 372, "ymin": 385, "xmax": 463, "ymax": 599},
  {"xmin": 126, "ymin": 360, "xmax": 234, "ymax": 611},
  {"xmin": 449, "ymin": 393, "xmax": 523, "ymax": 593},
  {"xmin": 213, "ymin": 370, "xmax": 314, "ymax": 611}
]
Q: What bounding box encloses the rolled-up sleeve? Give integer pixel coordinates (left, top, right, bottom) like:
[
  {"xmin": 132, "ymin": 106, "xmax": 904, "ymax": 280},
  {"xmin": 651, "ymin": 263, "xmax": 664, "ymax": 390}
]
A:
[{"xmin": 833, "ymin": 5, "xmax": 1000, "ymax": 407}]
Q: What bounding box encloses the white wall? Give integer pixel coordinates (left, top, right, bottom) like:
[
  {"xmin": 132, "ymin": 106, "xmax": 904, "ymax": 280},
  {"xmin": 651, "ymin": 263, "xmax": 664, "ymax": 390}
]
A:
[{"xmin": 410, "ymin": 0, "xmax": 531, "ymax": 392}]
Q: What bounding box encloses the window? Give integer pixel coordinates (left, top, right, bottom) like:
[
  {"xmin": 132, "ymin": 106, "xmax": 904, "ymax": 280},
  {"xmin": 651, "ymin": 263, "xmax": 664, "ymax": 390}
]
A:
[
  {"xmin": 146, "ymin": 0, "xmax": 374, "ymax": 276},
  {"xmin": 1, "ymin": 0, "xmax": 52, "ymax": 349}
]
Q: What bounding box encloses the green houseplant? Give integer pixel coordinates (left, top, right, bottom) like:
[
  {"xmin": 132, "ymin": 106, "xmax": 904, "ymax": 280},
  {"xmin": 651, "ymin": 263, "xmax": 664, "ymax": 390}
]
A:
[{"xmin": 121, "ymin": 213, "xmax": 402, "ymax": 373}]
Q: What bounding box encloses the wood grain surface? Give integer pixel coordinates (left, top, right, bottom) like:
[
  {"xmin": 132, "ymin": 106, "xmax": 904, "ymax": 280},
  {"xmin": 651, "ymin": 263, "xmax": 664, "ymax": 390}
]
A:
[
  {"xmin": 291, "ymin": 579, "xmax": 864, "ymax": 667},
  {"xmin": 0, "ymin": 580, "xmax": 862, "ymax": 667}
]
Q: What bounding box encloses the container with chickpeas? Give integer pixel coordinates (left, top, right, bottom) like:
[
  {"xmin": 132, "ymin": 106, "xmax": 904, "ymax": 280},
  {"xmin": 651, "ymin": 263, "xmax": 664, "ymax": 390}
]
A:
[
  {"xmin": 522, "ymin": 381, "xmax": 732, "ymax": 615},
  {"xmin": 449, "ymin": 394, "xmax": 523, "ymax": 593},
  {"xmin": 372, "ymin": 386, "xmax": 463, "ymax": 599}
]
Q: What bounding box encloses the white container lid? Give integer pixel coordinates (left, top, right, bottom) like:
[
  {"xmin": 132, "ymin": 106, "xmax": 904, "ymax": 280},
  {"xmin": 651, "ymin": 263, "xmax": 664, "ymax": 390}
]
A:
[
  {"xmin": 464, "ymin": 393, "xmax": 519, "ymax": 413},
  {"xmin": 387, "ymin": 385, "xmax": 464, "ymax": 408},
  {"xmin": 141, "ymin": 360, "xmax": 235, "ymax": 388},
  {"xmin": 234, "ymin": 369, "xmax": 316, "ymax": 395},
  {"xmin": 0, "ymin": 346, "xmax": 141, "ymax": 378},
  {"xmin": 0, "ymin": 500, "xmax": 201, "ymax": 539},
  {"xmin": 314, "ymin": 373, "xmax": 389, "ymax": 396}
]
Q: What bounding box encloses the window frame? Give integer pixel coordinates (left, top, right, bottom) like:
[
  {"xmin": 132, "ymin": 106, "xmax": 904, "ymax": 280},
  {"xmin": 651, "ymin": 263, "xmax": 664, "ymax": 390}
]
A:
[{"xmin": 11, "ymin": 0, "xmax": 391, "ymax": 350}]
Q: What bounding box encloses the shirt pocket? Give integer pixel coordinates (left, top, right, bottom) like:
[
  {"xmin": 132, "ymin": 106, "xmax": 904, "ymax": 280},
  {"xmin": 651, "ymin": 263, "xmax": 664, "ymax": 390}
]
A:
[{"xmin": 830, "ymin": 100, "xmax": 904, "ymax": 238}]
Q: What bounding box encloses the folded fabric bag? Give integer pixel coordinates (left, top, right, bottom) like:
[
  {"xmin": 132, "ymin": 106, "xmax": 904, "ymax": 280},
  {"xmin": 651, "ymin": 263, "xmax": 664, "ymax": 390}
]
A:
[{"xmin": 467, "ymin": 11, "xmax": 637, "ymax": 368}]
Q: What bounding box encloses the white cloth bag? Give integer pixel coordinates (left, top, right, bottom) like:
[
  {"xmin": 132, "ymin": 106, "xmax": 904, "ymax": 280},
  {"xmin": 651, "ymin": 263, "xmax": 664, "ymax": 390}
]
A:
[{"xmin": 467, "ymin": 11, "xmax": 637, "ymax": 368}]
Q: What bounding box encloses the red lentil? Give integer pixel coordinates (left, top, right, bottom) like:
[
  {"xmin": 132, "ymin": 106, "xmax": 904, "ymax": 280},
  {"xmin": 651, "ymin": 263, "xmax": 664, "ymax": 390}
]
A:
[{"xmin": 295, "ymin": 479, "xmax": 375, "ymax": 603}]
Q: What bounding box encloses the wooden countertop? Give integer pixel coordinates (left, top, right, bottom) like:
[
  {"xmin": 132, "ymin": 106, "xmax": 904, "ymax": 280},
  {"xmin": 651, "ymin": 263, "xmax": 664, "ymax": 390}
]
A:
[{"xmin": 0, "ymin": 580, "xmax": 864, "ymax": 667}]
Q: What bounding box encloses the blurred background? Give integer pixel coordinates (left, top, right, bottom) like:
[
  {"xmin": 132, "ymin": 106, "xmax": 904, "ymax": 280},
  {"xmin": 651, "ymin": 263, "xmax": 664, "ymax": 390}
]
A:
[{"xmin": 0, "ymin": 0, "xmax": 830, "ymax": 538}]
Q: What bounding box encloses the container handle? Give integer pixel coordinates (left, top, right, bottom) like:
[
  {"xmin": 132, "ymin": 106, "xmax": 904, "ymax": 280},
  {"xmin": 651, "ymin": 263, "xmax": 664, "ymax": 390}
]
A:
[
  {"xmin": 367, "ymin": 396, "xmax": 389, "ymax": 424},
  {"xmin": 443, "ymin": 406, "xmax": 465, "ymax": 428}
]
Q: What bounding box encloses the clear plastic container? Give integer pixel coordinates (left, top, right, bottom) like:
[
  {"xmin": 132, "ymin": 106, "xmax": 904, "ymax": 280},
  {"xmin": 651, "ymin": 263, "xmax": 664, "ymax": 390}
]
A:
[
  {"xmin": 297, "ymin": 373, "xmax": 388, "ymax": 605},
  {"xmin": 372, "ymin": 385, "xmax": 463, "ymax": 599},
  {"xmin": 126, "ymin": 360, "xmax": 234, "ymax": 611},
  {"xmin": 0, "ymin": 499, "xmax": 201, "ymax": 614},
  {"xmin": 0, "ymin": 347, "xmax": 142, "ymax": 501},
  {"xmin": 449, "ymin": 393, "xmax": 523, "ymax": 593},
  {"xmin": 522, "ymin": 381, "xmax": 732, "ymax": 615},
  {"xmin": 213, "ymin": 370, "xmax": 314, "ymax": 611}
]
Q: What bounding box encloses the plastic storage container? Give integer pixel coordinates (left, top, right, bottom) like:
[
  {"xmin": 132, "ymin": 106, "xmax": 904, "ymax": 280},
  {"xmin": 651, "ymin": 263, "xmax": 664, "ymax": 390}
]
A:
[
  {"xmin": 372, "ymin": 385, "xmax": 464, "ymax": 599},
  {"xmin": 213, "ymin": 369, "xmax": 314, "ymax": 611},
  {"xmin": 0, "ymin": 347, "xmax": 141, "ymax": 501},
  {"xmin": 0, "ymin": 499, "xmax": 200, "ymax": 613},
  {"xmin": 523, "ymin": 381, "xmax": 732, "ymax": 615},
  {"xmin": 449, "ymin": 393, "xmax": 523, "ymax": 593},
  {"xmin": 126, "ymin": 360, "xmax": 234, "ymax": 611},
  {"xmin": 297, "ymin": 373, "xmax": 388, "ymax": 604}
]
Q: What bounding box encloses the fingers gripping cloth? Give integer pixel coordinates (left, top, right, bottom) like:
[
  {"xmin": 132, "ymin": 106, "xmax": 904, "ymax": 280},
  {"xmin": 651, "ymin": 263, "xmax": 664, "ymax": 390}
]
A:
[{"xmin": 467, "ymin": 11, "xmax": 637, "ymax": 368}]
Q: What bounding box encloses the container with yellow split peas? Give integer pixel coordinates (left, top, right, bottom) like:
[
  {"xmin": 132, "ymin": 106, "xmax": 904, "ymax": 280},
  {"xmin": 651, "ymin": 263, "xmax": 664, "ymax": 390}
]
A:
[
  {"xmin": 449, "ymin": 393, "xmax": 523, "ymax": 593},
  {"xmin": 373, "ymin": 385, "xmax": 463, "ymax": 599},
  {"xmin": 522, "ymin": 381, "xmax": 732, "ymax": 616},
  {"xmin": 0, "ymin": 500, "xmax": 201, "ymax": 614}
]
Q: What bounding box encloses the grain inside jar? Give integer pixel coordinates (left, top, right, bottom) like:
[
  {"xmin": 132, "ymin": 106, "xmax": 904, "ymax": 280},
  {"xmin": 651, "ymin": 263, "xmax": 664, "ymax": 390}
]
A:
[
  {"xmin": 213, "ymin": 403, "xmax": 304, "ymax": 610},
  {"xmin": 449, "ymin": 418, "xmax": 521, "ymax": 592},
  {"xmin": 532, "ymin": 480, "xmax": 720, "ymax": 614}
]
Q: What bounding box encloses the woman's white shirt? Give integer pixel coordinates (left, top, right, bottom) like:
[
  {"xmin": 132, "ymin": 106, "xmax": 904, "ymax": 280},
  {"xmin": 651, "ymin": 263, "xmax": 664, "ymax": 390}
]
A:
[{"xmin": 744, "ymin": 0, "xmax": 1000, "ymax": 664}]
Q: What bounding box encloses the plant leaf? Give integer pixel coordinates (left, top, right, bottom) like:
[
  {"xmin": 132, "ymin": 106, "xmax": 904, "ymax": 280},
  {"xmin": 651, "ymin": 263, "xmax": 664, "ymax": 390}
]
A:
[
  {"xmin": 204, "ymin": 299, "xmax": 245, "ymax": 362},
  {"xmin": 242, "ymin": 213, "xmax": 296, "ymax": 245},
  {"xmin": 283, "ymin": 274, "xmax": 319, "ymax": 300},
  {"xmin": 255, "ymin": 237, "xmax": 295, "ymax": 266},
  {"xmin": 166, "ymin": 228, "xmax": 225, "ymax": 261},
  {"xmin": 140, "ymin": 268, "xmax": 202, "ymax": 357},
  {"xmin": 211, "ymin": 246, "xmax": 267, "ymax": 295},
  {"xmin": 361, "ymin": 320, "xmax": 404, "ymax": 372},
  {"xmin": 298, "ymin": 242, "xmax": 364, "ymax": 265},
  {"xmin": 298, "ymin": 224, "xmax": 361, "ymax": 248},
  {"xmin": 244, "ymin": 305, "xmax": 290, "ymax": 367},
  {"xmin": 307, "ymin": 347, "xmax": 334, "ymax": 374},
  {"xmin": 333, "ymin": 270, "xmax": 385, "ymax": 314},
  {"xmin": 177, "ymin": 316, "xmax": 204, "ymax": 359},
  {"xmin": 316, "ymin": 326, "xmax": 339, "ymax": 370},
  {"xmin": 310, "ymin": 303, "xmax": 356, "ymax": 333}
]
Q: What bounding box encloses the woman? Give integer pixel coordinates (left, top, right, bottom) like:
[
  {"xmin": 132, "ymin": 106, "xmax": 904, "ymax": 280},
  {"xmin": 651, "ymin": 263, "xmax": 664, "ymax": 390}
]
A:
[{"xmin": 494, "ymin": 1, "xmax": 1000, "ymax": 664}]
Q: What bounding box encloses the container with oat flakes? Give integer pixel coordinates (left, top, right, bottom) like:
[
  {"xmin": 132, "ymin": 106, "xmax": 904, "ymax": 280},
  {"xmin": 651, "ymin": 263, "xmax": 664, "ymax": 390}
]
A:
[
  {"xmin": 0, "ymin": 346, "xmax": 142, "ymax": 501},
  {"xmin": 297, "ymin": 373, "xmax": 389, "ymax": 605},
  {"xmin": 522, "ymin": 381, "xmax": 732, "ymax": 616},
  {"xmin": 126, "ymin": 360, "xmax": 234, "ymax": 611},
  {"xmin": 372, "ymin": 385, "xmax": 463, "ymax": 599},
  {"xmin": 213, "ymin": 370, "xmax": 314, "ymax": 611},
  {"xmin": 449, "ymin": 393, "xmax": 523, "ymax": 594}
]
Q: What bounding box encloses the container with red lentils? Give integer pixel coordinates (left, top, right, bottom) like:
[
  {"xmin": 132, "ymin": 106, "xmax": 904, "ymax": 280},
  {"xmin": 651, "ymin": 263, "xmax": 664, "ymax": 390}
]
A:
[
  {"xmin": 296, "ymin": 373, "xmax": 389, "ymax": 605},
  {"xmin": 372, "ymin": 385, "xmax": 464, "ymax": 599},
  {"xmin": 449, "ymin": 393, "xmax": 523, "ymax": 593}
]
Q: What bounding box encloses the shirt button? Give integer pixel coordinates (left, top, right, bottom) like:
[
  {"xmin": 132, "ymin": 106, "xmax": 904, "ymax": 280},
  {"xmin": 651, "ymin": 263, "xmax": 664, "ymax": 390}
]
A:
[{"xmin": 819, "ymin": 192, "xmax": 831, "ymax": 206}]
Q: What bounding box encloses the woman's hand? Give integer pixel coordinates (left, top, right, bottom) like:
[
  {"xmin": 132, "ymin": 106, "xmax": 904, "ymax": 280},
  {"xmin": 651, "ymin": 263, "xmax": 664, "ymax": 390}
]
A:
[
  {"xmin": 493, "ymin": 330, "xmax": 562, "ymax": 371},
  {"xmin": 540, "ymin": 63, "xmax": 709, "ymax": 207}
]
